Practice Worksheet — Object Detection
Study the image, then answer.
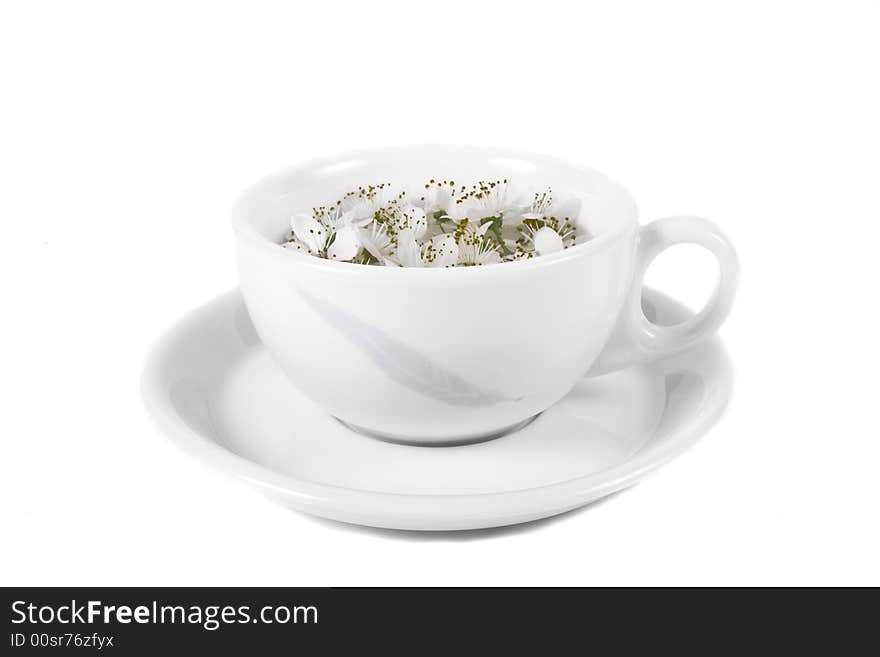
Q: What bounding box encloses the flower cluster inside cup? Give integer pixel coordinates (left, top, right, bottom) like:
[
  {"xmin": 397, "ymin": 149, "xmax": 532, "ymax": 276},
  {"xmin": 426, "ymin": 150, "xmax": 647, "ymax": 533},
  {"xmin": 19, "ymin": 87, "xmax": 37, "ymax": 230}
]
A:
[{"xmin": 283, "ymin": 179, "xmax": 581, "ymax": 267}]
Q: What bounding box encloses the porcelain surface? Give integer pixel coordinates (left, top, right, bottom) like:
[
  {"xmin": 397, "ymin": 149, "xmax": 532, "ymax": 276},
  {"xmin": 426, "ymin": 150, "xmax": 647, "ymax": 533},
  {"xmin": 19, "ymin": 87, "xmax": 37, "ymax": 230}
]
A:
[
  {"xmin": 232, "ymin": 146, "xmax": 738, "ymax": 443},
  {"xmin": 141, "ymin": 289, "xmax": 733, "ymax": 531}
]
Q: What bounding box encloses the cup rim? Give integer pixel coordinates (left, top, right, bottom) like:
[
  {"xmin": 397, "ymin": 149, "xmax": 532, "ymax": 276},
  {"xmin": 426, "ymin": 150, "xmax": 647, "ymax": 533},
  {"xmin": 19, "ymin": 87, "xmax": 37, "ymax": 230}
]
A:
[{"xmin": 231, "ymin": 144, "xmax": 639, "ymax": 276}]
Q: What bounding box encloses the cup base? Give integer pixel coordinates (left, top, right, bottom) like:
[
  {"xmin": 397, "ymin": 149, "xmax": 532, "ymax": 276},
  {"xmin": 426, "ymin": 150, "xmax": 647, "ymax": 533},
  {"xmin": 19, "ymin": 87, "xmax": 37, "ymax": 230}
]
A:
[{"xmin": 333, "ymin": 414, "xmax": 541, "ymax": 447}]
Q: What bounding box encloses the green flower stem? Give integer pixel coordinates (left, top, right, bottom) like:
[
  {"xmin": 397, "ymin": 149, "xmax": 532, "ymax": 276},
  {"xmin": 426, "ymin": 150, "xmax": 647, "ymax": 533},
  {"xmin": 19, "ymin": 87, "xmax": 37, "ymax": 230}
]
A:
[{"xmin": 483, "ymin": 215, "xmax": 512, "ymax": 256}]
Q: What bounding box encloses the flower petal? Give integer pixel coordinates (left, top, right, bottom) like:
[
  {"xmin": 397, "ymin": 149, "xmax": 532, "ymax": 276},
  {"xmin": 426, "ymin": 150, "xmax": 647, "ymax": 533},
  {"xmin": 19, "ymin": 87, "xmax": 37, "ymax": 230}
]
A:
[
  {"xmin": 444, "ymin": 203, "xmax": 469, "ymax": 221},
  {"xmin": 395, "ymin": 227, "xmax": 424, "ymax": 267},
  {"xmin": 533, "ymin": 226, "xmax": 563, "ymax": 255},
  {"xmin": 341, "ymin": 204, "xmax": 375, "ymax": 227},
  {"xmin": 291, "ymin": 213, "xmax": 326, "ymax": 252},
  {"xmin": 327, "ymin": 226, "xmax": 361, "ymax": 261},
  {"xmin": 429, "ymin": 234, "xmax": 459, "ymax": 267},
  {"xmin": 552, "ymin": 198, "xmax": 582, "ymax": 223},
  {"xmin": 422, "ymin": 186, "xmax": 453, "ymax": 213}
]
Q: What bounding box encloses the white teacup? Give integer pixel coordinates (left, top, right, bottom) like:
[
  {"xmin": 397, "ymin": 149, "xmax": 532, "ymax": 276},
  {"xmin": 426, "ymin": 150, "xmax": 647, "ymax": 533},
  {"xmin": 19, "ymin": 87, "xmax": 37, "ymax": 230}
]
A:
[{"xmin": 232, "ymin": 146, "xmax": 738, "ymax": 445}]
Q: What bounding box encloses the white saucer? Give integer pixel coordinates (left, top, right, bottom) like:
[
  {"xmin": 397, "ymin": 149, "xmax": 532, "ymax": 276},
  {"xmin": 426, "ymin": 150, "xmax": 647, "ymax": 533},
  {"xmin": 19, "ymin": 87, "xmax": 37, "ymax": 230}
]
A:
[{"xmin": 142, "ymin": 289, "xmax": 732, "ymax": 531}]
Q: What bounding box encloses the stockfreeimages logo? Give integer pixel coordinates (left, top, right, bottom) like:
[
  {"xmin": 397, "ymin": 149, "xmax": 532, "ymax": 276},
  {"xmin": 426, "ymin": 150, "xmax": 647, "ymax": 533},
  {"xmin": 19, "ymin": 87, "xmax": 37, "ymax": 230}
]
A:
[{"xmin": 11, "ymin": 599, "xmax": 318, "ymax": 631}]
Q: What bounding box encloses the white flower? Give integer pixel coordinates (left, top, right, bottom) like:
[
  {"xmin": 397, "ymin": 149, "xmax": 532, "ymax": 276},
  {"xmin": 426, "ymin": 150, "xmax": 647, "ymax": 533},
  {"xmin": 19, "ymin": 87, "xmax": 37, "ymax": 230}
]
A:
[
  {"xmin": 420, "ymin": 184, "xmax": 455, "ymax": 215},
  {"xmin": 455, "ymin": 221, "xmax": 501, "ymax": 266},
  {"xmin": 340, "ymin": 184, "xmax": 401, "ymax": 227},
  {"xmin": 358, "ymin": 222, "xmax": 395, "ymax": 262},
  {"xmin": 432, "ymin": 180, "xmax": 513, "ymax": 225},
  {"xmin": 290, "ymin": 213, "xmax": 331, "ymax": 254},
  {"xmin": 514, "ymin": 191, "xmax": 579, "ymax": 256},
  {"xmin": 289, "ymin": 211, "xmax": 361, "ymax": 261},
  {"xmin": 458, "ymin": 179, "xmax": 513, "ymax": 221},
  {"xmin": 518, "ymin": 189, "xmax": 554, "ymax": 221},
  {"xmin": 389, "ymin": 228, "xmax": 459, "ymax": 268},
  {"xmin": 519, "ymin": 191, "xmax": 580, "ymax": 223},
  {"xmin": 517, "ymin": 218, "xmax": 576, "ymax": 256},
  {"xmin": 396, "ymin": 205, "xmax": 428, "ymax": 239}
]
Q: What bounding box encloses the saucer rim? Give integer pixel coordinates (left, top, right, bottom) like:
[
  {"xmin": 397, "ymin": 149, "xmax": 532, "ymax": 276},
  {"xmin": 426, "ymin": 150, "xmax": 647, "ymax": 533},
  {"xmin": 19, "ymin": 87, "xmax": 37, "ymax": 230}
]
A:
[{"xmin": 141, "ymin": 289, "xmax": 733, "ymax": 528}]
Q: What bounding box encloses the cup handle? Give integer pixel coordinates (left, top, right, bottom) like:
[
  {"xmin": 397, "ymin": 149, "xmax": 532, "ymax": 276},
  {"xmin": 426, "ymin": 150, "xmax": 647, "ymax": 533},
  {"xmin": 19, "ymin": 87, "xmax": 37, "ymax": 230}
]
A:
[{"xmin": 587, "ymin": 215, "xmax": 739, "ymax": 376}]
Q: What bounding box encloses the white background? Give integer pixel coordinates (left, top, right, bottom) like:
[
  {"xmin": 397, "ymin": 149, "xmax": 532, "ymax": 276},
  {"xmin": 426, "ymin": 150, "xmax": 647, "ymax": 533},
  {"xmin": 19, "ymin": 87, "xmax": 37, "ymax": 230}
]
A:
[{"xmin": 2, "ymin": 1, "xmax": 878, "ymax": 586}]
